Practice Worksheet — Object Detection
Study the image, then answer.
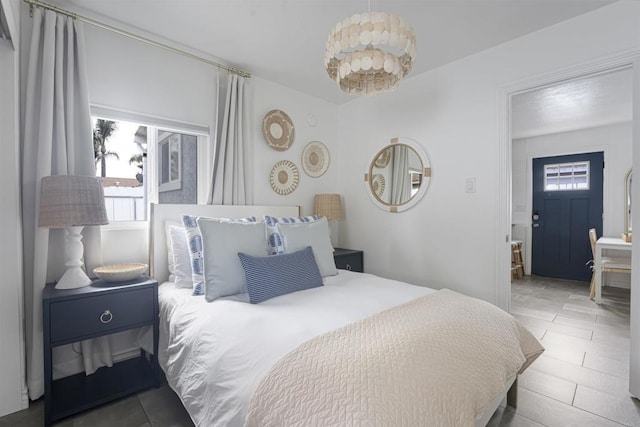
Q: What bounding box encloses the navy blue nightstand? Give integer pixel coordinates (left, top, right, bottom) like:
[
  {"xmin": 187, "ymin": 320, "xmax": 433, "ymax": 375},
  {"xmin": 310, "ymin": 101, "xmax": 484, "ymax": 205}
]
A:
[
  {"xmin": 42, "ymin": 276, "xmax": 159, "ymax": 426},
  {"xmin": 333, "ymin": 248, "xmax": 364, "ymax": 272}
]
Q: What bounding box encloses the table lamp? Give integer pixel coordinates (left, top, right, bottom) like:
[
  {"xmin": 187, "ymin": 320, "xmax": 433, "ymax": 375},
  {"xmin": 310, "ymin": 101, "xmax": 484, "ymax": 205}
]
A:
[
  {"xmin": 39, "ymin": 175, "xmax": 109, "ymax": 289},
  {"xmin": 314, "ymin": 193, "xmax": 344, "ymax": 246}
]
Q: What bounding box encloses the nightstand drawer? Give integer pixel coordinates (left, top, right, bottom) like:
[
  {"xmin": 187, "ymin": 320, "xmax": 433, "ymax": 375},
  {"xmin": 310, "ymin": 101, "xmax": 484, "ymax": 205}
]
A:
[
  {"xmin": 334, "ymin": 252, "xmax": 363, "ymax": 272},
  {"xmin": 49, "ymin": 288, "xmax": 154, "ymax": 343}
]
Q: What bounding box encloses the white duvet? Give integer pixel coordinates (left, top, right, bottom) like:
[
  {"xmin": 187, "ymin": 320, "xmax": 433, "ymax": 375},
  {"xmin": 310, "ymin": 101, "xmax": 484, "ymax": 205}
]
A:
[{"xmin": 157, "ymin": 271, "xmax": 433, "ymax": 427}]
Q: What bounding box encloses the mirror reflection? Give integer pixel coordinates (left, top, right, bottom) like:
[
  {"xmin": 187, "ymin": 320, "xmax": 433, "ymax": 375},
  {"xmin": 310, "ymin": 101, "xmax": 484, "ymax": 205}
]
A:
[
  {"xmin": 369, "ymin": 144, "xmax": 423, "ymax": 206},
  {"xmin": 625, "ymin": 169, "xmax": 632, "ymax": 233}
]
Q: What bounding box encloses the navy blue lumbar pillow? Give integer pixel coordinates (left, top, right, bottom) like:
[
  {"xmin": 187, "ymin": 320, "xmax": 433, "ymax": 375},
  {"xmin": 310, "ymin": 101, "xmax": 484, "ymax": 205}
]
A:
[{"xmin": 238, "ymin": 246, "xmax": 323, "ymax": 304}]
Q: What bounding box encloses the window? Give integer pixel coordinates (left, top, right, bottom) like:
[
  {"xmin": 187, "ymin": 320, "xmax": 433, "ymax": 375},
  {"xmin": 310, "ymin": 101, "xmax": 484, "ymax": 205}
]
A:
[
  {"xmin": 92, "ymin": 110, "xmax": 207, "ymax": 222},
  {"xmin": 158, "ymin": 132, "xmax": 181, "ymax": 192},
  {"xmin": 93, "ymin": 118, "xmax": 146, "ymax": 222},
  {"xmin": 544, "ymin": 161, "xmax": 589, "ymax": 191}
]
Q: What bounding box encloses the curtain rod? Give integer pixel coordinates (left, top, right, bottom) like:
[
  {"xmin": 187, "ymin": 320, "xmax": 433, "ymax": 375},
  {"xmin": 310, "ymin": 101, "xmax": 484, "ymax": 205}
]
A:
[{"xmin": 23, "ymin": 0, "xmax": 251, "ymax": 78}]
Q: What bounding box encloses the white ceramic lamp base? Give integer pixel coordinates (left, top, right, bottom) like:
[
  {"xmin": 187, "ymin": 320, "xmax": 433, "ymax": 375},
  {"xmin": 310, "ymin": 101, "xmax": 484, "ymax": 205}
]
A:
[
  {"xmin": 55, "ymin": 226, "xmax": 92, "ymax": 289},
  {"xmin": 328, "ymin": 220, "xmax": 341, "ymax": 248}
]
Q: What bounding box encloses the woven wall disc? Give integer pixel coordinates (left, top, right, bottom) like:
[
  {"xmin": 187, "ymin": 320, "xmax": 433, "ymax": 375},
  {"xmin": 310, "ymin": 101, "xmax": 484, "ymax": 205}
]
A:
[
  {"xmin": 301, "ymin": 141, "xmax": 329, "ymax": 178},
  {"xmin": 270, "ymin": 160, "xmax": 299, "ymax": 195},
  {"xmin": 263, "ymin": 109, "xmax": 295, "ymax": 151}
]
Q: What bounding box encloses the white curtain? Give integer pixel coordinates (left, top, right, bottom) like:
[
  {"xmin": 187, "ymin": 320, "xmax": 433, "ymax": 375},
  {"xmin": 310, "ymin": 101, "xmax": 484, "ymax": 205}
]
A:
[
  {"xmin": 389, "ymin": 145, "xmax": 411, "ymax": 205},
  {"xmin": 208, "ymin": 72, "xmax": 252, "ymax": 205},
  {"xmin": 22, "ymin": 9, "xmax": 111, "ymax": 400}
]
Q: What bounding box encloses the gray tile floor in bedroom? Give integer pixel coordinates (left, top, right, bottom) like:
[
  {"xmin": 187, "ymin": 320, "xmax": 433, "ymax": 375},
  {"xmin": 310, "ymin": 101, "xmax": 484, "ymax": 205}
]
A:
[
  {"xmin": 1, "ymin": 275, "xmax": 636, "ymax": 427},
  {"xmin": 488, "ymin": 275, "xmax": 638, "ymax": 427}
]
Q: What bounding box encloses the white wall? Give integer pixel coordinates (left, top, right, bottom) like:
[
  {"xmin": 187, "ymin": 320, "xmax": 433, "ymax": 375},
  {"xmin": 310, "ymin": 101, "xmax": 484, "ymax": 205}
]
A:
[
  {"xmin": 251, "ymin": 77, "xmax": 338, "ymax": 215},
  {"xmin": 336, "ymin": 1, "xmax": 640, "ymax": 303},
  {"xmin": 0, "ymin": 0, "xmax": 27, "ymax": 416}
]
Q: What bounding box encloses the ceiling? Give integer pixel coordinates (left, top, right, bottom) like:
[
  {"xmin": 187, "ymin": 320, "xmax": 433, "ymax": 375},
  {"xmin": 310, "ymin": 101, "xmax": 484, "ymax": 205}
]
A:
[
  {"xmin": 511, "ymin": 67, "xmax": 633, "ymax": 139},
  {"xmin": 60, "ymin": 0, "xmax": 614, "ymax": 105}
]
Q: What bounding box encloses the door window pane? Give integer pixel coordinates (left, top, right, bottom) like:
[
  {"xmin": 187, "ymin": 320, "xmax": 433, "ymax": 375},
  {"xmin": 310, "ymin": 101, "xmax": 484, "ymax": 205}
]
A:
[{"xmin": 544, "ymin": 161, "xmax": 590, "ymax": 192}]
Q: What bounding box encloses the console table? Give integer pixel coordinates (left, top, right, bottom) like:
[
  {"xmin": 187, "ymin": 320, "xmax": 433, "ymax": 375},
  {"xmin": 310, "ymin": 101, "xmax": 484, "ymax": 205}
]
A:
[{"xmin": 594, "ymin": 237, "xmax": 632, "ymax": 304}]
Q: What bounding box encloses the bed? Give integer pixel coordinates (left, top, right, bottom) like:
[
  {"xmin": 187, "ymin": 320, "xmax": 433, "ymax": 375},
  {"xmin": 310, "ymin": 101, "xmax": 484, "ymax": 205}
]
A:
[{"xmin": 148, "ymin": 203, "xmax": 543, "ymax": 427}]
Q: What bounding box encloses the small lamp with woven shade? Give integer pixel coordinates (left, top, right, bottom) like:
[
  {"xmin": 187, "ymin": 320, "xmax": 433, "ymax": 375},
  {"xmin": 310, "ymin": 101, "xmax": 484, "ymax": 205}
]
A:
[
  {"xmin": 39, "ymin": 175, "xmax": 109, "ymax": 289},
  {"xmin": 314, "ymin": 193, "xmax": 343, "ymax": 246}
]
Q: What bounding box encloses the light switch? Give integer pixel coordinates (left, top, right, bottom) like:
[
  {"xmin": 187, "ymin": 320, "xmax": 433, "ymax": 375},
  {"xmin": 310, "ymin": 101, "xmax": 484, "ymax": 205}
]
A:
[{"xmin": 465, "ymin": 178, "xmax": 476, "ymax": 193}]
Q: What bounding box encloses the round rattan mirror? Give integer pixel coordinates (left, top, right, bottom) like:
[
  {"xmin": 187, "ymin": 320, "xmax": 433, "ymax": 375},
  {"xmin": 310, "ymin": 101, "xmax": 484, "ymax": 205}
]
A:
[{"xmin": 365, "ymin": 137, "xmax": 431, "ymax": 212}]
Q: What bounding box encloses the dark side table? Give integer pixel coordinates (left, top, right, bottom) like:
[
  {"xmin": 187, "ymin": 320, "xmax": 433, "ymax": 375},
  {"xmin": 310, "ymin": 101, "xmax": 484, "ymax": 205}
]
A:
[
  {"xmin": 42, "ymin": 276, "xmax": 159, "ymax": 426},
  {"xmin": 333, "ymin": 248, "xmax": 364, "ymax": 272}
]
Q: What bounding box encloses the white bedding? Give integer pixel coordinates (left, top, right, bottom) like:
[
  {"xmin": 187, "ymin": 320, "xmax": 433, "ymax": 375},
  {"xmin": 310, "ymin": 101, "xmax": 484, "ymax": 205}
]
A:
[{"xmin": 157, "ymin": 270, "xmax": 434, "ymax": 426}]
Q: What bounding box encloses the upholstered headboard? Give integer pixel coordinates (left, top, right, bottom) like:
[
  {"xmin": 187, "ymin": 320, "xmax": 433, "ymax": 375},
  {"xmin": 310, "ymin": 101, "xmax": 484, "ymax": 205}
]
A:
[{"xmin": 149, "ymin": 203, "xmax": 301, "ymax": 282}]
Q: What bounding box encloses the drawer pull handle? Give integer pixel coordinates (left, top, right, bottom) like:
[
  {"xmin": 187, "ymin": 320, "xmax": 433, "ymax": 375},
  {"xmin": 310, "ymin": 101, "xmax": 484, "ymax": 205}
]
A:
[
  {"xmin": 346, "ymin": 264, "xmax": 352, "ymax": 271},
  {"xmin": 100, "ymin": 310, "xmax": 113, "ymax": 324}
]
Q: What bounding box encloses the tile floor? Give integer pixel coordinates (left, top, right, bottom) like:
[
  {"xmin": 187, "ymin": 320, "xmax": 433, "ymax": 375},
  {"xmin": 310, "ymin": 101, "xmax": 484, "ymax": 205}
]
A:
[
  {"xmin": 0, "ymin": 383, "xmax": 194, "ymax": 427},
  {"xmin": 1, "ymin": 275, "xmax": 637, "ymax": 426},
  {"xmin": 488, "ymin": 275, "xmax": 638, "ymax": 426}
]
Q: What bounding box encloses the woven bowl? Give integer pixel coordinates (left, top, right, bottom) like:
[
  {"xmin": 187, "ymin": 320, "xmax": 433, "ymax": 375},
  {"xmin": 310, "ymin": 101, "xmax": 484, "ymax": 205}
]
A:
[{"xmin": 94, "ymin": 263, "xmax": 148, "ymax": 282}]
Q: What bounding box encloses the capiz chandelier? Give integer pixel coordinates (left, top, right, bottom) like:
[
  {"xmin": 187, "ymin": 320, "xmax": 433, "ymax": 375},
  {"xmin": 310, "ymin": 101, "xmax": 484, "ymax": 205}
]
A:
[{"xmin": 324, "ymin": 8, "xmax": 416, "ymax": 96}]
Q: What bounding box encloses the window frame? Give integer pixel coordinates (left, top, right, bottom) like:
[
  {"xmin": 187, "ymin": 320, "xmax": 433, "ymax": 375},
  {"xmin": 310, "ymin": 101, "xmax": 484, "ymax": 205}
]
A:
[
  {"xmin": 543, "ymin": 160, "xmax": 590, "ymax": 192},
  {"xmin": 90, "ymin": 105, "xmax": 211, "ymax": 230}
]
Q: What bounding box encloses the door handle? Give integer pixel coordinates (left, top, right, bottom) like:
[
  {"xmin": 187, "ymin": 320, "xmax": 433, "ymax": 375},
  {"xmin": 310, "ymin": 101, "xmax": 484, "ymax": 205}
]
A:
[
  {"xmin": 532, "ymin": 224, "xmax": 540, "ymax": 228},
  {"xmin": 532, "ymin": 209, "xmax": 540, "ymax": 222}
]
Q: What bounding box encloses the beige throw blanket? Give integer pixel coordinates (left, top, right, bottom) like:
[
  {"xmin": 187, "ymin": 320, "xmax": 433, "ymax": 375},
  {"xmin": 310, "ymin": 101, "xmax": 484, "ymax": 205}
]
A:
[{"xmin": 245, "ymin": 289, "xmax": 543, "ymax": 427}]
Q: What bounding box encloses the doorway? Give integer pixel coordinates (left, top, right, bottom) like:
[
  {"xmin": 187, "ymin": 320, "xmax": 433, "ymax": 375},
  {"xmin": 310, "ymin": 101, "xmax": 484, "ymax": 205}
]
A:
[
  {"xmin": 531, "ymin": 152, "xmax": 604, "ymax": 282},
  {"xmin": 499, "ymin": 57, "xmax": 639, "ymax": 399},
  {"xmin": 509, "ymin": 66, "xmax": 633, "ymax": 291}
]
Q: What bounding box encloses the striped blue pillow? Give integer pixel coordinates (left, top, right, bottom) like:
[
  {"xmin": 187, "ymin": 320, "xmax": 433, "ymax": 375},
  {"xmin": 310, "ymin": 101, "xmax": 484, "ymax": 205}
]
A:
[
  {"xmin": 181, "ymin": 214, "xmax": 256, "ymax": 296},
  {"xmin": 238, "ymin": 246, "xmax": 323, "ymax": 304},
  {"xmin": 263, "ymin": 215, "xmax": 320, "ymax": 255}
]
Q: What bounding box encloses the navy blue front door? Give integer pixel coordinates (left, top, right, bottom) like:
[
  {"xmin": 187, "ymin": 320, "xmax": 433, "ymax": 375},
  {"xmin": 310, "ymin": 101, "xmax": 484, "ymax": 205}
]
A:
[{"xmin": 531, "ymin": 152, "xmax": 603, "ymax": 282}]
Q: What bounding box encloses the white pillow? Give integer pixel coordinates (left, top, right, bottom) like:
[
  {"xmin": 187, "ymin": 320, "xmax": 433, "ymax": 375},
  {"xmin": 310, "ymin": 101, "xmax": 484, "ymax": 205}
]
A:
[
  {"xmin": 167, "ymin": 225, "xmax": 192, "ymax": 289},
  {"xmin": 263, "ymin": 215, "xmax": 320, "ymax": 255},
  {"xmin": 196, "ymin": 219, "xmax": 268, "ymax": 302},
  {"xmin": 276, "ymin": 217, "xmax": 338, "ymax": 277},
  {"xmin": 165, "ymin": 221, "xmax": 183, "ymax": 276},
  {"xmin": 182, "ymin": 214, "xmax": 256, "ymax": 296}
]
